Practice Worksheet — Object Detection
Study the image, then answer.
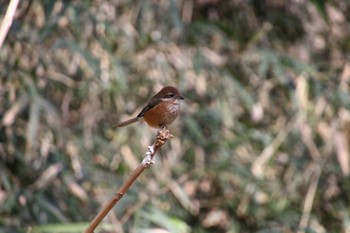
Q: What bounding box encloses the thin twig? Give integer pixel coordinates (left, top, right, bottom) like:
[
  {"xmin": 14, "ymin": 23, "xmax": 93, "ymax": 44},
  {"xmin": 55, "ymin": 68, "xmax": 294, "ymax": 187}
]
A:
[
  {"xmin": 0, "ymin": 0, "xmax": 20, "ymax": 49},
  {"xmin": 297, "ymin": 164, "xmax": 321, "ymax": 233},
  {"xmin": 84, "ymin": 128, "xmax": 173, "ymax": 233}
]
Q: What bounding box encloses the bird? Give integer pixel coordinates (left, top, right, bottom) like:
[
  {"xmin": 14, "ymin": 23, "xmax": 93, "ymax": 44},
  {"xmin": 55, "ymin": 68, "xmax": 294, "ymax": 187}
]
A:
[{"xmin": 115, "ymin": 86, "xmax": 184, "ymax": 129}]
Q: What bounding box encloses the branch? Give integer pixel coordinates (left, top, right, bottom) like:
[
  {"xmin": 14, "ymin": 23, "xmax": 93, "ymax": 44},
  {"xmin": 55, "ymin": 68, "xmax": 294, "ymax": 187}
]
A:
[
  {"xmin": 84, "ymin": 128, "xmax": 173, "ymax": 233},
  {"xmin": 0, "ymin": 0, "xmax": 20, "ymax": 49}
]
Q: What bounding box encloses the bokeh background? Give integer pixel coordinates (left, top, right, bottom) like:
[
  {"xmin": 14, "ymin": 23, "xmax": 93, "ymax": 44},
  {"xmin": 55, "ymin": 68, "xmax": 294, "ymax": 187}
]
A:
[{"xmin": 1, "ymin": 0, "xmax": 350, "ymax": 232}]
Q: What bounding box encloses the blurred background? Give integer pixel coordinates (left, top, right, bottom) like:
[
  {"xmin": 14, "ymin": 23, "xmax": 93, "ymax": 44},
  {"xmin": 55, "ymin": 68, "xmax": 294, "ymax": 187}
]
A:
[{"xmin": 1, "ymin": 0, "xmax": 350, "ymax": 232}]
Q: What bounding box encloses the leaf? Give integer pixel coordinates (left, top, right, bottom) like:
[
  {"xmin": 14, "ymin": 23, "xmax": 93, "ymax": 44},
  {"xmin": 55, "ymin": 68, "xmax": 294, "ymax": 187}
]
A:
[{"xmin": 140, "ymin": 208, "xmax": 190, "ymax": 233}]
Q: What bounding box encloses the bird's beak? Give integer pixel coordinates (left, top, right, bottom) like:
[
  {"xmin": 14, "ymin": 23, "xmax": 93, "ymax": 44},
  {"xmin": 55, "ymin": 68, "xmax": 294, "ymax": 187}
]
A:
[{"xmin": 178, "ymin": 95, "xmax": 184, "ymax": 100}]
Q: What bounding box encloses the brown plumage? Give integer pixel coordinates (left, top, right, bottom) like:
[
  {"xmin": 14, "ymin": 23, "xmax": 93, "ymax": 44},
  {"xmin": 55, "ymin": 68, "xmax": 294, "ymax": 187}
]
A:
[{"xmin": 115, "ymin": 86, "xmax": 184, "ymax": 128}]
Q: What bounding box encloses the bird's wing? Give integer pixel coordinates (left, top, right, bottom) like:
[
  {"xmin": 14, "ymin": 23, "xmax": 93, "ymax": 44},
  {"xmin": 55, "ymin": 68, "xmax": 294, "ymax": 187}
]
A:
[{"xmin": 137, "ymin": 98, "xmax": 161, "ymax": 117}]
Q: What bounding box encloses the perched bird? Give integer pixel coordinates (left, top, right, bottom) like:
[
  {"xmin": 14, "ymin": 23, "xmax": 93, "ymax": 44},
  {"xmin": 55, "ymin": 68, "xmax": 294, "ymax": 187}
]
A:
[{"xmin": 115, "ymin": 86, "xmax": 184, "ymax": 129}]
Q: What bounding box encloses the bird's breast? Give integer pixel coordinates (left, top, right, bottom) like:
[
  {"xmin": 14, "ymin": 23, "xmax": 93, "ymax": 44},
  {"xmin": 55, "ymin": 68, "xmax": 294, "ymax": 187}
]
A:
[{"xmin": 143, "ymin": 101, "xmax": 180, "ymax": 128}]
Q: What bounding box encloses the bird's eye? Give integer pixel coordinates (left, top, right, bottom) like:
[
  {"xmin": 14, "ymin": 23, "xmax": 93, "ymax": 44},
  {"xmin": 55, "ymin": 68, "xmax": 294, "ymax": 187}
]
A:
[{"xmin": 167, "ymin": 93, "xmax": 175, "ymax": 98}]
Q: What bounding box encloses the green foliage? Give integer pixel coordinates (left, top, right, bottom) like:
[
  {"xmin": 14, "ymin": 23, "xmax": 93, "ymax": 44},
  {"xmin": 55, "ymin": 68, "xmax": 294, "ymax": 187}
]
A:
[{"xmin": 1, "ymin": 0, "xmax": 350, "ymax": 233}]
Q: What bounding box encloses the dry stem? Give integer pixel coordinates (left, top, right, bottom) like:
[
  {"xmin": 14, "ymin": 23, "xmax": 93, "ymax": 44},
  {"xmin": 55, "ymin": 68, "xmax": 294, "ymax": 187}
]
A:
[
  {"xmin": 84, "ymin": 128, "xmax": 173, "ymax": 233},
  {"xmin": 0, "ymin": 0, "xmax": 19, "ymax": 49}
]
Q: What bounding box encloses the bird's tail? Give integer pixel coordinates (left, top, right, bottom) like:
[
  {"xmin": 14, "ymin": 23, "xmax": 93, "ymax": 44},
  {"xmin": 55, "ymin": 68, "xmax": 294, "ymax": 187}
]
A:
[{"xmin": 114, "ymin": 117, "xmax": 140, "ymax": 127}]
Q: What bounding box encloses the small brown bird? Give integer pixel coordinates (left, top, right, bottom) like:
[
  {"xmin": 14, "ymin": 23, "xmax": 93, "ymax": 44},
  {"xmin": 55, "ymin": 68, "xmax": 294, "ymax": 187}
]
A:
[{"xmin": 115, "ymin": 86, "xmax": 184, "ymax": 129}]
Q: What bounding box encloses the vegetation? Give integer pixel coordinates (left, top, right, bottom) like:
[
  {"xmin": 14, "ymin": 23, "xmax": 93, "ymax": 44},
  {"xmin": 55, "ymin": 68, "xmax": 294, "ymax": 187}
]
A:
[{"xmin": 1, "ymin": 0, "xmax": 350, "ymax": 232}]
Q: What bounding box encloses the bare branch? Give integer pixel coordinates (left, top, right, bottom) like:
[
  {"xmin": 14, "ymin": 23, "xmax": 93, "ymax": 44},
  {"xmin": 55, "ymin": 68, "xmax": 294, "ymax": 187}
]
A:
[{"xmin": 84, "ymin": 128, "xmax": 173, "ymax": 233}]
